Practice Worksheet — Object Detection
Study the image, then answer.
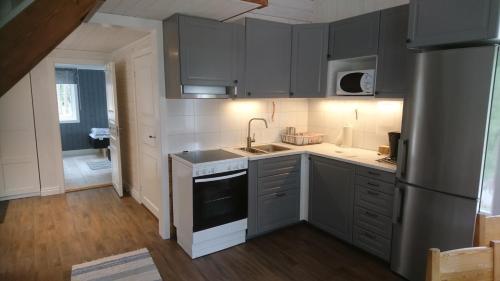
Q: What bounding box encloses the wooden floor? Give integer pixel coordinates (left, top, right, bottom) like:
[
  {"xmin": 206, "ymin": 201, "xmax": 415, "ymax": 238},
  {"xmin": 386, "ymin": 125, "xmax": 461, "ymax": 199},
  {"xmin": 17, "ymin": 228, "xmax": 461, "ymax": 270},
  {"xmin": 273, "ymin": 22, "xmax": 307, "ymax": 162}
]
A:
[
  {"xmin": 0, "ymin": 187, "xmax": 405, "ymax": 281},
  {"xmin": 63, "ymin": 152, "xmax": 111, "ymax": 190}
]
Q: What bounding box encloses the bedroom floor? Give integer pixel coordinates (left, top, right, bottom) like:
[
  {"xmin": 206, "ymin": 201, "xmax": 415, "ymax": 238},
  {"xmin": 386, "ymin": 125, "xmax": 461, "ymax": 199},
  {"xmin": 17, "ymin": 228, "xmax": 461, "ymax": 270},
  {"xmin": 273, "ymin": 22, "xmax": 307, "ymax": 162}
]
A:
[
  {"xmin": 0, "ymin": 187, "xmax": 405, "ymax": 281},
  {"xmin": 63, "ymin": 151, "xmax": 112, "ymax": 190}
]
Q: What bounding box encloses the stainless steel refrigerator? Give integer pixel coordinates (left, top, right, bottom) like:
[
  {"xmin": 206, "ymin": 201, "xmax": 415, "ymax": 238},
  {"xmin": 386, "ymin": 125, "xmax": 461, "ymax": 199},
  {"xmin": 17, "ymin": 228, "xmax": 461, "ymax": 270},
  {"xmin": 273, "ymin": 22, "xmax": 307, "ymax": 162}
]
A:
[{"xmin": 391, "ymin": 45, "xmax": 500, "ymax": 281}]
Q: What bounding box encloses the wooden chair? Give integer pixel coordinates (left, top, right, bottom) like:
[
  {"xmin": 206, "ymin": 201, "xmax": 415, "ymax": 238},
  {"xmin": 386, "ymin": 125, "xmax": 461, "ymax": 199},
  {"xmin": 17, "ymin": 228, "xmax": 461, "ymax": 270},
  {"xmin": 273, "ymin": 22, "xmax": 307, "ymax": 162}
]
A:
[
  {"xmin": 426, "ymin": 241, "xmax": 500, "ymax": 281},
  {"xmin": 476, "ymin": 213, "xmax": 500, "ymax": 247}
]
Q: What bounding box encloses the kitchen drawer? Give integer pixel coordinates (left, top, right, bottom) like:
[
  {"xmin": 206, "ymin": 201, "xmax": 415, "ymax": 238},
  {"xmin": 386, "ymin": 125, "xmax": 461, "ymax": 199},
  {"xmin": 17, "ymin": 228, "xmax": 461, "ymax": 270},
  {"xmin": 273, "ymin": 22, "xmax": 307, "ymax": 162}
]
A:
[
  {"xmin": 356, "ymin": 166, "xmax": 395, "ymax": 184},
  {"xmin": 355, "ymin": 185, "xmax": 393, "ymax": 217},
  {"xmin": 353, "ymin": 226, "xmax": 391, "ymax": 261},
  {"xmin": 257, "ymin": 188, "xmax": 300, "ymax": 233},
  {"xmin": 355, "ymin": 175, "xmax": 394, "ymax": 195},
  {"xmin": 258, "ymin": 155, "xmax": 301, "ymax": 178},
  {"xmin": 354, "ymin": 206, "xmax": 392, "ymax": 238},
  {"xmin": 258, "ymin": 172, "xmax": 299, "ymax": 195}
]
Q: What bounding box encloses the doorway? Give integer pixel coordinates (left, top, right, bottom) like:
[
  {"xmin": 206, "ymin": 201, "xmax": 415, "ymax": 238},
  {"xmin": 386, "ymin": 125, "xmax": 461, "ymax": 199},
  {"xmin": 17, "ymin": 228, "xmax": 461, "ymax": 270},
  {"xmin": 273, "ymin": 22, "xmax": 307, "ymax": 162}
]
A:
[{"xmin": 54, "ymin": 64, "xmax": 122, "ymax": 195}]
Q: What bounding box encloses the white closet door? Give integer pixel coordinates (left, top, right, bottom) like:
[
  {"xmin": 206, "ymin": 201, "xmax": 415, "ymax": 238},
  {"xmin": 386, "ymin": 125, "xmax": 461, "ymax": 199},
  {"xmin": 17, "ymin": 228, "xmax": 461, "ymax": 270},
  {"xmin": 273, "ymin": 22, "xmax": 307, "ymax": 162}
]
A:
[
  {"xmin": 0, "ymin": 75, "xmax": 40, "ymax": 198},
  {"xmin": 133, "ymin": 51, "xmax": 161, "ymax": 218}
]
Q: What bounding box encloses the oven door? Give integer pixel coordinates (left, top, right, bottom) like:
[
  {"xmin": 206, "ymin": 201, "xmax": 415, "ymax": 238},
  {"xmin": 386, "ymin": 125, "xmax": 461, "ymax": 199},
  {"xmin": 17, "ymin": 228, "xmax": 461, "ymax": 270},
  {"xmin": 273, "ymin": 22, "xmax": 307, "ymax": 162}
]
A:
[{"xmin": 193, "ymin": 170, "xmax": 248, "ymax": 232}]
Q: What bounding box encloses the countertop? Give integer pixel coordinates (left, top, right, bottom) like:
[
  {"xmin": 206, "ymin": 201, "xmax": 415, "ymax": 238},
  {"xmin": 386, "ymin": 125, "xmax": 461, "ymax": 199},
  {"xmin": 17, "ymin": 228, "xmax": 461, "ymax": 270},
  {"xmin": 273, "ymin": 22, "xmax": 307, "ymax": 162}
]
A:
[{"xmin": 225, "ymin": 143, "xmax": 397, "ymax": 173}]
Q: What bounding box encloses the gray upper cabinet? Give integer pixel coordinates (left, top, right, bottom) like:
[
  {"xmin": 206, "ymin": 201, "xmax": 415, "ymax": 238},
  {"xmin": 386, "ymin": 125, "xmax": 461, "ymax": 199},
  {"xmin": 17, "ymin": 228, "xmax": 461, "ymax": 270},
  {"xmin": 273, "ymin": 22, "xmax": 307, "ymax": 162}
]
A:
[
  {"xmin": 407, "ymin": 0, "xmax": 500, "ymax": 48},
  {"xmin": 375, "ymin": 5, "xmax": 415, "ymax": 98},
  {"xmin": 178, "ymin": 15, "xmax": 239, "ymax": 86},
  {"xmin": 245, "ymin": 18, "xmax": 292, "ymax": 98},
  {"xmin": 309, "ymin": 156, "xmax": 355, "ymax": 243},
  {"xmin": 329, "ymin": 11, "xmax": 381, "ymax": 60},
  {"xmin": 290, "ymin": 24, "xmax": 329, "ymax": 98}
]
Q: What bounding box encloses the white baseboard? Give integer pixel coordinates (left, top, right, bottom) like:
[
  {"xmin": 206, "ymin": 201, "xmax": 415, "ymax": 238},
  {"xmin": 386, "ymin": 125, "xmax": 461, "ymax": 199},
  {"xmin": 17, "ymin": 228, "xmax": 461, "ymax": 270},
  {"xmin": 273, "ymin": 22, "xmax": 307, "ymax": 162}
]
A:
[
  {"xmin": 126, "ymin": 183, "xmax": 141, "ymax": 204},
  {"xmin": 0, "ymin": 191, "xmax": 41, "ymax": 201},
  {"xmin": 62, "ymin": 149, "xmax": 100, "ymax": 157},
  {"xmin": 41, "ymin": 186, "xmax": 63, "ymax": 196}
]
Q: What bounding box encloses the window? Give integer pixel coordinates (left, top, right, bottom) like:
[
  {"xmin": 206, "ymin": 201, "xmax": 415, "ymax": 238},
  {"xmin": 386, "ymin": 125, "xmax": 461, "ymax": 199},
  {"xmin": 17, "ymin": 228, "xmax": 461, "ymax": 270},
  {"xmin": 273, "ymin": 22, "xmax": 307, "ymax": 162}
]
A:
[{"xmin": 56, "ymin": 83, "xmax": 80, "ymax": 123}]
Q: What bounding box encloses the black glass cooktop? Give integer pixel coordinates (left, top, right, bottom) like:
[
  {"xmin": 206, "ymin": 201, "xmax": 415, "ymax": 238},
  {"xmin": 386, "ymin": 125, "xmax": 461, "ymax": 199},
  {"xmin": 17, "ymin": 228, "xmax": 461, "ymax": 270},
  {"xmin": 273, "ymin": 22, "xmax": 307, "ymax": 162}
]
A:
[{"xmin": 174, "ymin": 149, "xmax": 242, "ymax": 164}]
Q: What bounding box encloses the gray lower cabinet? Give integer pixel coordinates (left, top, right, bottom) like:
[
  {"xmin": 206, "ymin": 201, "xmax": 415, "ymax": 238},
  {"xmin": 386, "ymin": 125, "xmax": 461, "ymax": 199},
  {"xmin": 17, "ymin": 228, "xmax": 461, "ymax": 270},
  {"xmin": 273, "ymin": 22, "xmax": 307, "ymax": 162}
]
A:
[
  {"xmin": 375, "ymin": 5, "xmax": 415, "ymax": 98},
  {"xmin": 309, "ymin": 156, "xmax": 355, "ymax": 243},
  {"xmin": 329, "ymin": 11, "xmax": 380, "ymax": 60},
  {"xmin": 258, "ymin": 189, "xmax": 300, "ymax": 233},
  {"xmin": 308, "ymin": 155, "xmax": 396, "ymax": 261},
  {"xmin": 407, "ymin": 0, "xmax": 500, "ymax": 49},
  {"xmin": 290, "ymin": 24, "xmax": 329, "ymax": 98},
  {"xmin": 245, "ymin": 18, "xmax": 292, "ymax": 98},
  {"xmin": 352, "ymin": 167, "xmax": 395, "ymax": 261},
  {"xmin": 247, "ymin": 155, "xmax": 301, "ymax": 238}
]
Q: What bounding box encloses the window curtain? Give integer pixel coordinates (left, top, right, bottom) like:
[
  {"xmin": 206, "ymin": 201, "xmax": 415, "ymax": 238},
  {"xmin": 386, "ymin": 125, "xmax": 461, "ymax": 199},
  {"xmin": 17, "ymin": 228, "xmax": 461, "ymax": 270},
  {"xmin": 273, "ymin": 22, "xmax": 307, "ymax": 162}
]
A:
[{"xmin": 55, "ymin": 68, "xmax": 78, "ymax": 84}]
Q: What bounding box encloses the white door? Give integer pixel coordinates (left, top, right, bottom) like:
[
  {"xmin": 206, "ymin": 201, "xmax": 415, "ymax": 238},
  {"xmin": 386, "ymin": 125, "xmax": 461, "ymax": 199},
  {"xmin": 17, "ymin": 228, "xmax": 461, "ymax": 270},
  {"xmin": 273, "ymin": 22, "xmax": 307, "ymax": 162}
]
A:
[
  {"xmin": 133, "ymin": 51, "xmax": 161, "ymax": 218},
  {"xmin": 105, "ymin": 62, "xmax": 123, "ymax": 197},
  {"xmin": 0, "ymin": 75, "xmax": 40, "ymax": 198}
]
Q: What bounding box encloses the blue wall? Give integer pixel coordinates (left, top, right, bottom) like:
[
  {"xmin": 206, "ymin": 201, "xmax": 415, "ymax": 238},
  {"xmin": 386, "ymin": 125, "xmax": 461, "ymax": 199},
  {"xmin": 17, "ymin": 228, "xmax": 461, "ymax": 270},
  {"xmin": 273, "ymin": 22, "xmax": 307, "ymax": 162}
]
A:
[{"xmin": 59, "ymin": 69, "xmax": 109, "ymax": 151}]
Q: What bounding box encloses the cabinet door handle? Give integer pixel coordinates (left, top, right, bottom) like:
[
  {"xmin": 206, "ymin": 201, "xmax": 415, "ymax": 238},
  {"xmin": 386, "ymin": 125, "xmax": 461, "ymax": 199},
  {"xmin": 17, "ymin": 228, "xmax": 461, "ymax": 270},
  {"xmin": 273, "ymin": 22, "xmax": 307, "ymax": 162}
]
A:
[
  {"xmin": 363, "ymin": 232, "xmax": 377, "ymax": 240},
  {"xmin": 400, "ymin": 139, "xmax": 409, "ymax": 178},
  {"xmin": 365, "ymin": 211, "xmax": 378, "ymax": 219},
  {"xmin": 367, "ymin": 190, "xmax": 380, "ymax": 196},
  {"xmin": 275, "ymin": 193, "xmax": 286, "ymax": 198},
  {"xmin": 367, "ymin": 182, "xmax": 380, "ymax": 187},
  {"xmin": 368, "ymin": 171, "xmax": 380, "ymax": 176},
  {"xmin": 247, "ymin": 92, "xmax": 252, "ymax": 96}
]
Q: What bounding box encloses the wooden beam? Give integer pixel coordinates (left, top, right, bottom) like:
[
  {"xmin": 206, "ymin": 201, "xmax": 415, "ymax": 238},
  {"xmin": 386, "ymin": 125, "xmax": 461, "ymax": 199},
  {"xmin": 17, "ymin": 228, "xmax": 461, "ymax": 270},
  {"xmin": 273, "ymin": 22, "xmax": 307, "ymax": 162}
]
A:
[
  {"xmin": 242, "ymin": 0, "xmax": 268, "ymax": 8},
  {"xmin": 0, "ymin": 0, "xmax": 104, "ymax": 97}
]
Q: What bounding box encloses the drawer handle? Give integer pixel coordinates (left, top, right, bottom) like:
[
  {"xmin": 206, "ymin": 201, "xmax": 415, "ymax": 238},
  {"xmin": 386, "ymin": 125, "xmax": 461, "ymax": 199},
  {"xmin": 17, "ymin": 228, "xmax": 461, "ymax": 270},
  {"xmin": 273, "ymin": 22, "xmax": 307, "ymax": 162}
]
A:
[
  {"xmin": 363, "ymin": 232, "xmax": 377, "ymax": 240},
  {"xmin": 367, "ymin": 182, "xmax": 380, "ymax": 187},
  {"xmin": 367, "ymin": 190, "xmax": 380, "ymax": 196},
  {"xmin": 365, "ymin": 211, "xmax": 378, "ymax": 219},
  {"xmin": 368, "ymin": 171, "xmax": 381, "ymax": 176},
  {"xmin": 275, "ymin": 193, "xmax": 286, "ymax": 198}
]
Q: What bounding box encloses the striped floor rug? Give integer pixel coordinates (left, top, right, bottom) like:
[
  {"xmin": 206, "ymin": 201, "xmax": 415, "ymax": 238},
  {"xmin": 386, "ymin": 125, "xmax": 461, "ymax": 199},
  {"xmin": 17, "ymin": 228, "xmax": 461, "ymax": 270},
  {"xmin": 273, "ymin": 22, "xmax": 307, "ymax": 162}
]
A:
[{"xmin": 71, "ymin": 248, "xmax": 163, "ymax": 281}]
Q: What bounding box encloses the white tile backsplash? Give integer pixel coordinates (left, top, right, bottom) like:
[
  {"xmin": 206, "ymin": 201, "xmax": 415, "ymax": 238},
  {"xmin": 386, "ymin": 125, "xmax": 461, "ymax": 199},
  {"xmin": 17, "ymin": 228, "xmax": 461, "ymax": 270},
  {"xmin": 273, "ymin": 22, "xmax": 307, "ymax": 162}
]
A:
[
  {"xmin": 308, "ymin": 98, "xmax": 404, "ymax": 151},
  {"xmin": 165, "ymin": 99, "xmax": 309, "ymax": 153},
  {"xmin": 164, "ymin": 98, "xmax": 403, "ymax": 154}
]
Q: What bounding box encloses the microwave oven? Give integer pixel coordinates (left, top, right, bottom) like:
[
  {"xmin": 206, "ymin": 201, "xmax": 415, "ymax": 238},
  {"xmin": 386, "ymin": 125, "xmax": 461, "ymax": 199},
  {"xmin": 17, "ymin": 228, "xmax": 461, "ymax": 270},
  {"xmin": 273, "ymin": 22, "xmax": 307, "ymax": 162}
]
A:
[{"xmin": 336, "ymin": 69, "xmax": 375, "ymax": 96}]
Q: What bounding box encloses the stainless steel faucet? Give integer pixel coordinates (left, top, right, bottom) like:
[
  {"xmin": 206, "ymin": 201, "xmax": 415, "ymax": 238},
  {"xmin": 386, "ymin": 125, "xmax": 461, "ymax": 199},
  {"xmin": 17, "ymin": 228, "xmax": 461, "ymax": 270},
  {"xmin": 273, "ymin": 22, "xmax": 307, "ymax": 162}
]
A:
[{"xmin": 247, "ymin": 118, "xmax": 268, "ymax": 149}]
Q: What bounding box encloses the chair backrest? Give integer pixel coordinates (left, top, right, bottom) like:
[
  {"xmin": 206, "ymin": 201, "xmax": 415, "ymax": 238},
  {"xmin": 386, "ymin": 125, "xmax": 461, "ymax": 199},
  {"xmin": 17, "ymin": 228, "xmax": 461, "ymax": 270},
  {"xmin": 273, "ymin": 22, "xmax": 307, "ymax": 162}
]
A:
[
  {"xmin": 426, "ymin": 241, "xmax": 500, "ymax": 281},
  {"xmin": 476, "ymin": 213, "xmax": 500, "ymax": 247}
]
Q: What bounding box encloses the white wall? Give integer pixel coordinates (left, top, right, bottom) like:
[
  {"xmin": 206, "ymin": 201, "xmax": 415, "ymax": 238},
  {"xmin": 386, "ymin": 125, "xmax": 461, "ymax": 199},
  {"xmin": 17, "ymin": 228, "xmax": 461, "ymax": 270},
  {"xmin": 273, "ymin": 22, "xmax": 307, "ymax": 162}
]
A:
[
  {"xmin": 165, "ymin": 99, "xmax": 309, "ymax": 153},
  {"xmin": 313, "ymin": 0, "xmax": 409, "ymax": 22},
  {"xmin": 308, "ymin": 98, "xmax": 403, "ymax": 151}
]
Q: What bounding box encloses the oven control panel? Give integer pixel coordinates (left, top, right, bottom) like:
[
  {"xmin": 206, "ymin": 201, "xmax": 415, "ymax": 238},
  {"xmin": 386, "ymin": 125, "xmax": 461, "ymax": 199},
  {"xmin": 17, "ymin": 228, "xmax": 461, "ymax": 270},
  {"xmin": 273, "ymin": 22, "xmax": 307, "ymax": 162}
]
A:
[{"xmin": 193, "ymin": 158, "xmax": 248, "ymax": 177}]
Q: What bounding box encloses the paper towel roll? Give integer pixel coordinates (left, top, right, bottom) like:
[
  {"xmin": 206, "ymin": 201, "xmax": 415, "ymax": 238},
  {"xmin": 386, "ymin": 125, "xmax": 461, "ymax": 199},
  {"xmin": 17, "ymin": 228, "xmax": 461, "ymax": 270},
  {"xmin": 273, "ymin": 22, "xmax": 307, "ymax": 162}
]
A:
[{"xmin": 342, "ymin": 126, "xmax": 353, "ymax": 147}]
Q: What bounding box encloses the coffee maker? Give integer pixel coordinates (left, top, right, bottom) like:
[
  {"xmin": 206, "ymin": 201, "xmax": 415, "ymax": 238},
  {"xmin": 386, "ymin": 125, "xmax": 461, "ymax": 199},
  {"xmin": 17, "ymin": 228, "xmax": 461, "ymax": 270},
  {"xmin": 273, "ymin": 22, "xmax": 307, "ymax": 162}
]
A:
[
  {"xmin": 388, "ymin": 132, "xmax": 401, "ymax": 160},
  {"xmin": 377, "ymin": 132, "xmax": 400, "ymax": 165}
]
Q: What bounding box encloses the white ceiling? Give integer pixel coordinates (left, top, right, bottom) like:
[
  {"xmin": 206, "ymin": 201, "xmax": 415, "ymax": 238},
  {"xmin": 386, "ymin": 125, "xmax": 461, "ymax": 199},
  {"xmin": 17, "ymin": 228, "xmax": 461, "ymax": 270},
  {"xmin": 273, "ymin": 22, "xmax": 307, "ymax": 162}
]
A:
[
  {"xmin": 57, "ymin": 23, "xmax": 149, "ymax": 53},
  {"xmin": 98, "ymin": 0, "xmax": 315, "ymax": 23}
]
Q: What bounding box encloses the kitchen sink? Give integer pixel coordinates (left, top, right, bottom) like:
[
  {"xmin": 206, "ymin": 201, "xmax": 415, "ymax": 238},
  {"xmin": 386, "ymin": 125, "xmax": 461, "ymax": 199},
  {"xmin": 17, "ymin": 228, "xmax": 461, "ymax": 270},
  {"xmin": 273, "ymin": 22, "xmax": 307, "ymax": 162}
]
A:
[{"xmin": 238, "ymin": 144, "xmax": 290, "ymax": 154}]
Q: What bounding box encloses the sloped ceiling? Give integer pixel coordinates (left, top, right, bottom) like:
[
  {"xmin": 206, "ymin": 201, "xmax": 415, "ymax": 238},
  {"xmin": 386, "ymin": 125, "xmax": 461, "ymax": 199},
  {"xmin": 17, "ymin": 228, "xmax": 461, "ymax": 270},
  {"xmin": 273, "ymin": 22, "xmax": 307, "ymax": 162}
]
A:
[
  {"xmin": 57, "ymin": 23, "xmax": 149, "ymax": 53},
  {"xmin": 98, "ymin": 0, "xmax": 315, "ymax": 23}
]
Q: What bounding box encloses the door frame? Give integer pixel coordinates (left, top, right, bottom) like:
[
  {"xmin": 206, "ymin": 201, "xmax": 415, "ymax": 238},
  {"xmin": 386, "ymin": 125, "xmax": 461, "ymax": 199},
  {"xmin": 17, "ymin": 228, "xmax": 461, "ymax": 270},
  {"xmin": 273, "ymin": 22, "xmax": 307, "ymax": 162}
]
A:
[
  {"xmin": 90, "ymin": 13, "xmax": 170, "ymax": 240},
  {"xmin": 50, "ymin": 56, "xmax": 117, "ymax": 193}
]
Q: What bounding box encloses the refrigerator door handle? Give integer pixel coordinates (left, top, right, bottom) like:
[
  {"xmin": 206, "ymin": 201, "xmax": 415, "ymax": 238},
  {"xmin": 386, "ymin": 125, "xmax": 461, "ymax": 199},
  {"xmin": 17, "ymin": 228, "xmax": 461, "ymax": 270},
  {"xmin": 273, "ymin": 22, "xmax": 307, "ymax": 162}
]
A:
[
  {"xmin": 392, "ymin": 186, "xmax": 404, "ymax": 224},
  {"xmin": 399, "ymin": 139, "xmax": 409, "ymax": 178}
]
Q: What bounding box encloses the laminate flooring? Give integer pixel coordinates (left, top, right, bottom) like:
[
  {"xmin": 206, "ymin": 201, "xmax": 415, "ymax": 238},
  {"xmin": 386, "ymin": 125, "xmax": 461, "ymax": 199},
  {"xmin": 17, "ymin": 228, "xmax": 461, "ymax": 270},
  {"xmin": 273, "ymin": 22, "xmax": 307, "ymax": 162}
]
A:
[{"xmin": 0, "ymin": 187, "xmax": 405, "ymax": 281}]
